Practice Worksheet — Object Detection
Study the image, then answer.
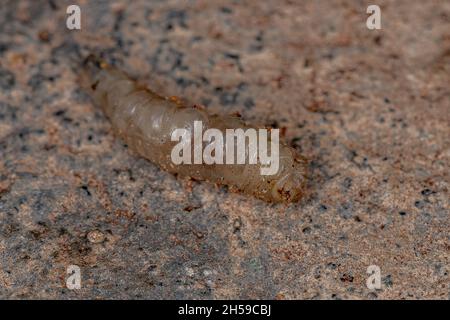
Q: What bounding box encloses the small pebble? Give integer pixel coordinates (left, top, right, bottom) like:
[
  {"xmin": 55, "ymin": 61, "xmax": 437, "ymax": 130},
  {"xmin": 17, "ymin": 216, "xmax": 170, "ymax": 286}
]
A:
[{"xmin": 87, "ymin": 230, "xmax": 105, "ymax": 244}]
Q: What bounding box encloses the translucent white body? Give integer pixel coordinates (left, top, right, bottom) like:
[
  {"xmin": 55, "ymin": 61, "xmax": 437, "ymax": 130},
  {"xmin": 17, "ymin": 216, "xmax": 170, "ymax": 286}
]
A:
[{"xmin": 82, "ymin": 57, "xmax": 308, "ymax": 203}]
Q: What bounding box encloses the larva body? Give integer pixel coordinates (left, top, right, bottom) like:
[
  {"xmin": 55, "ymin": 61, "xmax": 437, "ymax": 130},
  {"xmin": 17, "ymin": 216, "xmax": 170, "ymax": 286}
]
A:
[{"xmin": 82, "ymin": 56, "xmax": 308, "ymax": 203}]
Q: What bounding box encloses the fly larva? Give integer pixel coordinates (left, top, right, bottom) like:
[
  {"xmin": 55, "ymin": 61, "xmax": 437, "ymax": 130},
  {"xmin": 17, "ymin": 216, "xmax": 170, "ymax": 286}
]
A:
[{"xmin": 81, "ymin": 55, "xmax": 308, "ymax": 203}]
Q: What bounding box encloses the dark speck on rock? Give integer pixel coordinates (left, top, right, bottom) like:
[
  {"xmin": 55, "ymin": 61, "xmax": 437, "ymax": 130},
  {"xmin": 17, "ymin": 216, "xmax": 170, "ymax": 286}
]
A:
[
  {"xmin": 53, "ymin": 110, "xmax": 65, "ymax": 116},
  {"xmin": 327, "ymin": 263, "xmax": 337, "ymax": 270},
  {"xmin": 414, "ymin": 200, "xmax": 426, "ymax": 209},
  {"xmin": 166, "ymin": 9, "xmax": 188, "ymax": 29},
  {"xmin": 367, "ymin": 292, "xmax": 378, "ymax": 299},
  {"xmin": 81, "ymin": 185, "xmax": 91, "ymax": 196},
  {"xmin": 219, "ymin": 91, "xmax": 239, "ymax": 106},
  {"xmin": 340, "ymin": 273, "xmax": 354, "ymax": 283},
  {"xmin": 421, "ymin": 189, "xmax": 435, "ymax": 196},
  {"xmin": 220, "ymin": 7, "xmax": 233, "ymax": 14},
  {"xmin": 0, "ymin": 42, "xmax": 8, "ymax": 54},
  {"xmin": 0, "ymin": 0, "xmax": 447, "ymax": 300}
]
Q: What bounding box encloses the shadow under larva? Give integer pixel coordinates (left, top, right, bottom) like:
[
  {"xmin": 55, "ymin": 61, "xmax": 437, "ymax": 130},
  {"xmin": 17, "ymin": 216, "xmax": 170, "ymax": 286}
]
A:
[{"xmin": 80, "ymin": 55, "xmax": 308, "ymax": 203}]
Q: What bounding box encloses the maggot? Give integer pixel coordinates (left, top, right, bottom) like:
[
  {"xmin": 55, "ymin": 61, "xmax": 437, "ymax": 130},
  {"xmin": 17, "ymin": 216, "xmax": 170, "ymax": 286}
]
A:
[{"xmin": 81, "ymin": 55, "xmax": 308, "ymax": 203}]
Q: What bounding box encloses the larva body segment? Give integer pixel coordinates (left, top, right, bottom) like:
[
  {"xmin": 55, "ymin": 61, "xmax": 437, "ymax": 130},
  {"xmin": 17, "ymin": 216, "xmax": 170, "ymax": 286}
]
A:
[{"xmin": 82, "ymin": 56, "xmax": 308, "ymax": 203}]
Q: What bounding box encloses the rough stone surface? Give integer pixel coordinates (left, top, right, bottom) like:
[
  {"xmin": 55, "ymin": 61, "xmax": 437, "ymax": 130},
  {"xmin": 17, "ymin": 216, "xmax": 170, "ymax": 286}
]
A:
[{"xmin": 0, "ymin": 0, "xmax": 448, "ymax": 299}]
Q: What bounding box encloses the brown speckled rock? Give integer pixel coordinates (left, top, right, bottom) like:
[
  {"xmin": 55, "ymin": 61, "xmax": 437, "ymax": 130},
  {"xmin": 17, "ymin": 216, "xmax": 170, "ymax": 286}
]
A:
[{"xmin": 0, "ymin": 0, "xmax": 448, "ymax": 299}]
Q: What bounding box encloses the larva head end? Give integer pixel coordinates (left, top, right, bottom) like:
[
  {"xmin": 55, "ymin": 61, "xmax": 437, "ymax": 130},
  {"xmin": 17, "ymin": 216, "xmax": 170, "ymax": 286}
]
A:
[{"xmin": 271, "ymin": 156, "xmax": 308, "ymax": 203}]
